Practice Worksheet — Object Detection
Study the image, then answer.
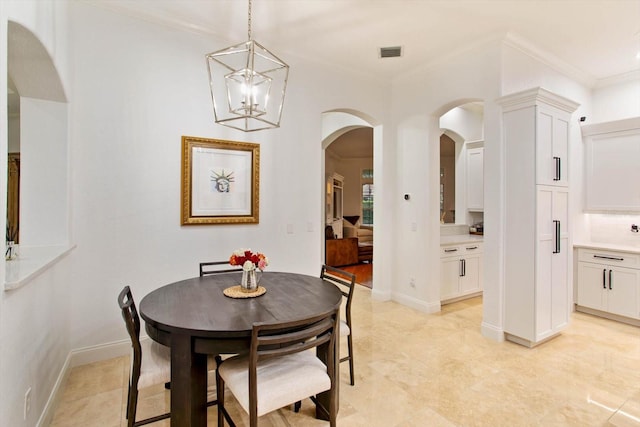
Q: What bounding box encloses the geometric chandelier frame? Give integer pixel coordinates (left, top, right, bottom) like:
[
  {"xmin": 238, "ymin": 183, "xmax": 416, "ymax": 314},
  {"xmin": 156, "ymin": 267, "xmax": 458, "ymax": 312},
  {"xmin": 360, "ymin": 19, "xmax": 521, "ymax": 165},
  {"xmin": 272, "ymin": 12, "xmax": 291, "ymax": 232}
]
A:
[{"xmin": 205, "ymin": 0, "xmax": 289, "ymax": 132}]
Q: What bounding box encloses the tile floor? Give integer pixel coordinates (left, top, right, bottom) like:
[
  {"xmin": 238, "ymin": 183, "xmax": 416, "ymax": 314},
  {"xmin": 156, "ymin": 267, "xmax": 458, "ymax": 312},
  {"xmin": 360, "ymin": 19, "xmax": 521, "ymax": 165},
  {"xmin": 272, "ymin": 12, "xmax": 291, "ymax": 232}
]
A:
[{"xmin": 50, "ymin": 287, "xmax": 640, "ymax": 426}]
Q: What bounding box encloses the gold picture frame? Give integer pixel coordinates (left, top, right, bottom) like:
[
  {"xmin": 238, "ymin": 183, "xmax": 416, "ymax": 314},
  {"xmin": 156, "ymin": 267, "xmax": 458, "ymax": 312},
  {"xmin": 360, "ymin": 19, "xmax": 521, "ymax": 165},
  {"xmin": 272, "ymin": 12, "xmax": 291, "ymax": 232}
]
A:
[{"xmin": 181, "ymin": 136, "xmax": 259, "ymax": 225}]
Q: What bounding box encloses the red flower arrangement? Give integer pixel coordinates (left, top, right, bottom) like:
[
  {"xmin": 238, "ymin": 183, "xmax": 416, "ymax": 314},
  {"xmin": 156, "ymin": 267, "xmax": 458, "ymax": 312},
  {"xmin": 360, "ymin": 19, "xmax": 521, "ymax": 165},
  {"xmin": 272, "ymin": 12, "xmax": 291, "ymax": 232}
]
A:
[{"xmin": 229, "ymin": 249, "xmax": 269, "ymax": 271}]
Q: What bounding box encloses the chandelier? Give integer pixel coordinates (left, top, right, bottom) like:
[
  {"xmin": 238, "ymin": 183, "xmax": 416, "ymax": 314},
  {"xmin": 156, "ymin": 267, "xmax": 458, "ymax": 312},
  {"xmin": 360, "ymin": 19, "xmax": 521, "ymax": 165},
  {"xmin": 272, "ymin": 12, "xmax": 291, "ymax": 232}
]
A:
[{"xmin": 205, "ymin": 0, "xmax": 289, "ymax": 132}]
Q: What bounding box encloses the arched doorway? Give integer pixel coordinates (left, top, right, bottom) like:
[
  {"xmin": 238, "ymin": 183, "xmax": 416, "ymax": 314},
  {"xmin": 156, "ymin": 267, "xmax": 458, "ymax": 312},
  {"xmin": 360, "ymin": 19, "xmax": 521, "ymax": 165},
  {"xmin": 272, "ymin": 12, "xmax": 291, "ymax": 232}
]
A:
[{"xmin": 321, "ymin": 110, "xmax": 384, "ymax": 293}]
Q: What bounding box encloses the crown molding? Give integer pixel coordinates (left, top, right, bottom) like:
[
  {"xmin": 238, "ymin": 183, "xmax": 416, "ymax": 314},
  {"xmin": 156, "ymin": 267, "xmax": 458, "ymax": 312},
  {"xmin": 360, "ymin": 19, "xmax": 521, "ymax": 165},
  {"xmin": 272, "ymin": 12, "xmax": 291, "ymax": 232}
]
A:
[
  {"xmin": 503, "ymin": 33, "xmax": 597, "ymax": 88},
  {"xmin": 594, "ymin": 69, "xmax": 640, "ymax": 89},
  {"xmin": 496, "ymin": 87, "xmax": 580, "ymax": 113}
]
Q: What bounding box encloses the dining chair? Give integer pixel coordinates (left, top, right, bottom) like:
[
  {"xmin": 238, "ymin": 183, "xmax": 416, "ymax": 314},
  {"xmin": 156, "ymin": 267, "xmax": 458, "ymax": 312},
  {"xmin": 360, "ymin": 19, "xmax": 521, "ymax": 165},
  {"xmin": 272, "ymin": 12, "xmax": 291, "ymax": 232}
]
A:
[
  {"xmin": 199, "ymin": 261, "xmax": 242, "ymax": 277},
  {"xmin": 216, "ymin": 308, "xmax": 339, "ymax": 427},
  {"xmin": 118, "ymin": 286, "xmax": 219, "ymax": 427},
  {"xmin": 321, "ymin": 264, "xmax": 357, "ymax": 386}
]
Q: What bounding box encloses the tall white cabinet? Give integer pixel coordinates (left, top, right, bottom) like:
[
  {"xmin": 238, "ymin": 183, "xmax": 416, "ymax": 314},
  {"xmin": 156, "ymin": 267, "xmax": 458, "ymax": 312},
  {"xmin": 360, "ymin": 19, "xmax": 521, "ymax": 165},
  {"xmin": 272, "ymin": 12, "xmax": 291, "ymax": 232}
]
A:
[{"xmin": 498, "ymin": 88, "xmax": 579, "ymax": 347}]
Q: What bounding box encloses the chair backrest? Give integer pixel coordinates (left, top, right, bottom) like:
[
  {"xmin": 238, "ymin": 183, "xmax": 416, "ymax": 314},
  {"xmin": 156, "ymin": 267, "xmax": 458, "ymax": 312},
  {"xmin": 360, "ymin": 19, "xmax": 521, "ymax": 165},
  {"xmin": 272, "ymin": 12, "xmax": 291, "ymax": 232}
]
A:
[
  {"xmin": 118, "ymin": 286, "xmax": 143, "ymax": 385},
  {"xmin": 199, "ymin": 261, "xmax": 243, "ymax": 277},
  {"xmin": 248, "ymin": 308, "xmax": 339, "ymax": 417},
  {"xmin": 320, "ymin": 265, "xmax": 356, "ymax": 325}
]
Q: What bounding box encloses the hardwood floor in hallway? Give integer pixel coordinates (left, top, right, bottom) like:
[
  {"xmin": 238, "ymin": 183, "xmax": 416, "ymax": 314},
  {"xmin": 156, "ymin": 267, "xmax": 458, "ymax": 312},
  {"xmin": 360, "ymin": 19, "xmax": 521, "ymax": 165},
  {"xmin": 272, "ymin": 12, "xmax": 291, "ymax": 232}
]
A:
[{"xmin": 340, "ymin": 262, "xmax": 372, "ymax": 288}]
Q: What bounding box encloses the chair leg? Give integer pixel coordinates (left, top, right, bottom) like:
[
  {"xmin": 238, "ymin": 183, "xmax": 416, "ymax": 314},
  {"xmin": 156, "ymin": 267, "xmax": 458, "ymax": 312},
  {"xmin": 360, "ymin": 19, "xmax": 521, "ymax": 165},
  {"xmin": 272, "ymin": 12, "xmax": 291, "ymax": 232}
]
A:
[
  {"xmin": 127, "ymin": 385, "xmax": 138, "ymax": 427},
  {"xmin": 347, "ymin": 334, "xmax": 355, "ymax": 386},
  {"xmin": 216, "ymin": 369, "xmax": 225, "ymax": 427},
  {"xmin": 294, "ymin": 400, "xmax": 301, "ymax": 412},
  {"xmin": 164, "ymin": 381, "xmax": 171, "ymax": 389}
]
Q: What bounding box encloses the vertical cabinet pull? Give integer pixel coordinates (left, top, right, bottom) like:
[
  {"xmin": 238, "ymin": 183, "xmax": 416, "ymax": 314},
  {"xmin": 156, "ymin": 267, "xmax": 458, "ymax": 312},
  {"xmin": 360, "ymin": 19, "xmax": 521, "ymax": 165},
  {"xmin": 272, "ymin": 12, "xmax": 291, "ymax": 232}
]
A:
[
  {"xmin": 553, "ymin": 156, "xmax": 561, "ymax": 181},
  {"xmin": 553, "ymin": 220, "xmax": 561, "ymax": 254},
  {"xmin": 609, "ymin": 269, "xmax": 613, "ymax": 290},
  {"xmin": 459, "ymin": 259, "xmax": 466, "ymax": 277},
  {"xmin": 602, "ymin": 268, "xmax": 607, "ymax": 289}
]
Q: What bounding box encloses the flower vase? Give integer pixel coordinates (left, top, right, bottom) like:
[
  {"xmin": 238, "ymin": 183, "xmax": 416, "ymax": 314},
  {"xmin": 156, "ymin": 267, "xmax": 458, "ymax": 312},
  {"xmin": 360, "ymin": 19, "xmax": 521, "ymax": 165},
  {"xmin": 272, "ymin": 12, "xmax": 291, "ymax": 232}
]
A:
[{"xmin": 241, "ymin": 268, "xmax": 260, "ymax": 292}]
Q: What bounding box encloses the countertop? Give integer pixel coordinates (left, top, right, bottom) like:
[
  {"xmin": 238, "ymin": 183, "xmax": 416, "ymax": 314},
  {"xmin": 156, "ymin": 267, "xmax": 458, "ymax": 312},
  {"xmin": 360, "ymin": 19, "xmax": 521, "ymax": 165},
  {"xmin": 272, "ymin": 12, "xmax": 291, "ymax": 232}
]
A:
[
  {"xmin": 440, "ymin": 234, "xmax": 484, "ymax": 246},
  {"xmin": 573, "ymin": 241, "xmax": 640, "ymax": 254}
]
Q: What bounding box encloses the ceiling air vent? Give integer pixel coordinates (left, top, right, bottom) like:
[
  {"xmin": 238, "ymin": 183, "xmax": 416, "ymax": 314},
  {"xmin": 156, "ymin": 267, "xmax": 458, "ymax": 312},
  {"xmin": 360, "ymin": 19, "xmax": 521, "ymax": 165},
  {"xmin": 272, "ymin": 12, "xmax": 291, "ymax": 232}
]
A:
[{"xmin": 379, "ymin": 46, "xmax": 402, "ymax": 58}]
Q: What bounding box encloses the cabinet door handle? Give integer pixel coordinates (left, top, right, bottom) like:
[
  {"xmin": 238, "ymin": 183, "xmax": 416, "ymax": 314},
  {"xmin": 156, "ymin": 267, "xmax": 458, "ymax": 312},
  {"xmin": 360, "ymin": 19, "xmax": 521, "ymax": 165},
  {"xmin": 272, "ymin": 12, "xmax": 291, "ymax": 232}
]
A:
[
  {"xmin": 463, "ymin": 259, "xmax": 466, "ymax": 277},
  {"xmin": 609, "ymin": 269, "xmax": 613, "ymax": 290},
  {"xmin": 553, "ymin": 157, "xmax": 561, "ymax": 181},
  {"xmin": 602, "ymin": 268, "xmax": 607, "ymax": 289},
  {"xmin": 553, "ymin": 220, "xmax": 560, "ymax": 254},
  {"xmin": 593, "ymin": 255, "xmax": 624, "ymax": 261},
  {"xmin": 445, "ymin": 248, "xmax": 458, "ymax": 253}
]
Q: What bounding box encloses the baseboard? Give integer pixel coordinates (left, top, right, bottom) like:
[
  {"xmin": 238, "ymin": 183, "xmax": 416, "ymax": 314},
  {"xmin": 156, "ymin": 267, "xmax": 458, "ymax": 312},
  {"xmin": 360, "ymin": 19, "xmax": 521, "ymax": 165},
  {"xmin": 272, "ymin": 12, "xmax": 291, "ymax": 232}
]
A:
[
  {"xmin": 37, "ymin": 338, "xmax": 132, "ymax": 427},
  {"xmin": 575, "ymin": 305, "xmax": 640, "ymax": 327},
  {"xmin": 371, "ymin": 288, "xmax": 391, "ymax": 301},
  {"xmin": 68, "ymin": 338, "xmax": 131, "ymax": 368},
  {"xmin": 36, "ymin": 352, "xmax": 72, "ymax": 427},
  {"xmin": 481, "ymin": 321, "xmax": 504, "ymax": 342},
  {"xmin": 391, "ymin": 292, "xmax": 441, "ymax": 313}
]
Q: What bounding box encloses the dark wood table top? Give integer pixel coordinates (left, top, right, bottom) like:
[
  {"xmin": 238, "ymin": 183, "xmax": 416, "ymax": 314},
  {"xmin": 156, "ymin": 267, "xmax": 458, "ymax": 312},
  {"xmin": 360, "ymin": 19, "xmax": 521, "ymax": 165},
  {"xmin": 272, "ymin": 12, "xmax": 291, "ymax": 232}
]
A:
[{"xmin": 140, "ymin": 271, "xmax": 343, "ymax": 341}]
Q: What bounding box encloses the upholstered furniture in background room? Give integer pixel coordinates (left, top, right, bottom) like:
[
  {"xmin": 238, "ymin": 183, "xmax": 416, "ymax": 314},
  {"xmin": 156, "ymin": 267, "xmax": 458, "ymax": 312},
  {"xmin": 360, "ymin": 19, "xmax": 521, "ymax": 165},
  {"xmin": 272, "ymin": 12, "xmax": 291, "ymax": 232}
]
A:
[
  {"xmin": 216, "ymin": 309, "xmax": 339, "ymax": 427},
  {"xmin": 342, "ymin": 216, "xmax": 373, "ymax": 263}
]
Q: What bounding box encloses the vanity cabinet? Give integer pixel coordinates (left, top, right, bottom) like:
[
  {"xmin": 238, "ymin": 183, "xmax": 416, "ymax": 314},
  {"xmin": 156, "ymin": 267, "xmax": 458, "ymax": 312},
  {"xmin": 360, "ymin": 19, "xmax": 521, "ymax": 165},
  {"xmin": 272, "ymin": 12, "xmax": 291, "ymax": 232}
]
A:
[
  {"xmin": 498, "ymin": 87, "xmax": 579, "ymax": 347},
  {"xmin": 582, "ymin": 117, "xmax": 640, "ymax": 212},
  {"xmin": 440, "ymin": 242, "xmax": 483, "ymax": 302},
  {"xmin": 576, "ymin": 248, "xmax": 640, "ymax": 320}
]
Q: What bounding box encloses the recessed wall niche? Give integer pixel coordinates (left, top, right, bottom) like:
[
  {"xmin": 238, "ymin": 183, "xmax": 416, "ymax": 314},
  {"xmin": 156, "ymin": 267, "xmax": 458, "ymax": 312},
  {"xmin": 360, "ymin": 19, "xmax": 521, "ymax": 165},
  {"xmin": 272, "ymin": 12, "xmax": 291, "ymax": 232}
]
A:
[{"xmin": 5, "ymin": 21, "xmax": 71, "ymax": 288}]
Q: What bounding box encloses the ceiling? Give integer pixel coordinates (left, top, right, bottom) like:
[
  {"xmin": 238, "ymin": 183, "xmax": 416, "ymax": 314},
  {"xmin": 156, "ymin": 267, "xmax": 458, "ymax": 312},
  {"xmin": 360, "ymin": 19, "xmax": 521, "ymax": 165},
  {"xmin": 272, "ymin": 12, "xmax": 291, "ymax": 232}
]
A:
[
  {"xmin": 90, "ymin": 0, "xmax": 640, "ymax": 85},
  {"xmin": 86, "ymin": 0, "xmax": 639, "ymax": 158},
  {"xmin": 9, "ymin": 1, "xmax": 639, "ymax": 136}
]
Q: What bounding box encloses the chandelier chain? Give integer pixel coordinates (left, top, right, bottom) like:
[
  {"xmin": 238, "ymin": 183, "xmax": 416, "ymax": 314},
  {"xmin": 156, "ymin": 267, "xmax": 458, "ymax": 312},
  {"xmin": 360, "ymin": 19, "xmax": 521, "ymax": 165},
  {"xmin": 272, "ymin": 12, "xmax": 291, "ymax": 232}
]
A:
[{"xmin": 248, "ymin": 0, "xmax": 252, "ymax": 41}]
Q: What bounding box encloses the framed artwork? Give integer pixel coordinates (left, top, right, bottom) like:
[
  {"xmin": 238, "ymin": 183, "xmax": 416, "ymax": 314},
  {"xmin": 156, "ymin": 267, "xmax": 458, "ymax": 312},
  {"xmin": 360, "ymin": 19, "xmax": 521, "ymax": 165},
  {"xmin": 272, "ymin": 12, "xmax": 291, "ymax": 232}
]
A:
[{"xmin": 181, "ymin": 136, "xmax": 259, "ymax": 225}]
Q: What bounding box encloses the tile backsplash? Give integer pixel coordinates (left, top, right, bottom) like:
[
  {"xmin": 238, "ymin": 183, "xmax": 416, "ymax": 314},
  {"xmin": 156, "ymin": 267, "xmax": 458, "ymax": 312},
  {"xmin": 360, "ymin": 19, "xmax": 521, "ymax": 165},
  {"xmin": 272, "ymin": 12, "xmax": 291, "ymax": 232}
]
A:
[{"xmin": 588, "ymin": 214, "xmax": 640, "ymax": 247}]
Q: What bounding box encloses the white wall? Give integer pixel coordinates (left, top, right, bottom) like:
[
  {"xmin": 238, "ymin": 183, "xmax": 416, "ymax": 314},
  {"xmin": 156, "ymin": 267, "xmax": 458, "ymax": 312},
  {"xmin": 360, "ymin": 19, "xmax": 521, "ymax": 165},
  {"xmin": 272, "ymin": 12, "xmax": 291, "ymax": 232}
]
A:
[
  {"xmin": 591, "ymin": 78, "xmax": 640, "ymax": 123},
  {"xmin": 391, "ymin": 40, "xmax": 503, "ymax": 317},
  {"xmin": 66, "ymin": 1, "xmax": 388, "ymax": 346}
]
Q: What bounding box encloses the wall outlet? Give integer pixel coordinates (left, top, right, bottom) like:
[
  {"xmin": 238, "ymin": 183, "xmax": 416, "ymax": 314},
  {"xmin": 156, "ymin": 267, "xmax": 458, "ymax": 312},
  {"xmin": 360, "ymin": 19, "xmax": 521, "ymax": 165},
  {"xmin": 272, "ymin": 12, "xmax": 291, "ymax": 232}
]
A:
[
  {"xmin": 409, "ymin": 277, "xmax": 416, "ymax": 288},
  {"xmin": 24, "ymin": 387, "xmax": 32, "ymax": 420}
]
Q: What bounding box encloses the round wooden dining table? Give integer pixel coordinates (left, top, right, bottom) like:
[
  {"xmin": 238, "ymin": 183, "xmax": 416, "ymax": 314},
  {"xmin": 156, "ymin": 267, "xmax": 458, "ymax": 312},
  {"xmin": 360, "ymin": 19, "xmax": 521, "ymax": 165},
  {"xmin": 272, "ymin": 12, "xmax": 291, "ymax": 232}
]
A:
[{"xmin": 139, "ymin": 271, "xmax": 343, "ymax": 427}]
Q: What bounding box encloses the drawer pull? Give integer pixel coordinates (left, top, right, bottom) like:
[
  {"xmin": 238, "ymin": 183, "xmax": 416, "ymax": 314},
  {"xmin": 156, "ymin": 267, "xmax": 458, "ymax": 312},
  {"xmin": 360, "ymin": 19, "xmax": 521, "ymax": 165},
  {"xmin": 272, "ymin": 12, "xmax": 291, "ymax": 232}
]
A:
[
  {"xmin": 466, "ymin": 246, "xmax": 478, "ymax": 250},
  {"xmin": 593, "ymin": 255, "xmax": 624, "ymax": 261},
  {"xmin": 444, "ymin": 249, "xmax": 458, "ymax": 253}
]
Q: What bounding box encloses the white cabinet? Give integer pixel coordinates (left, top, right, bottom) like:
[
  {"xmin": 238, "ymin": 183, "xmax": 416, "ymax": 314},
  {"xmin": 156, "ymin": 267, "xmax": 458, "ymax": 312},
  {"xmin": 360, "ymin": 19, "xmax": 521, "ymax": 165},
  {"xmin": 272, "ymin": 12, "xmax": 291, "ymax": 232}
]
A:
[
  {"xmin": 582, "ymin": 117, "xmax": 640, "ymax": 212},
  {"xmin": 440, "ymin": 243, "xmax": 483, "ymax": 302},
  {"xmin": 498, "ymin": 87, "xmax": 578, "ymax": 347},
  {"xmin": 576, "ymin": 248, "xmax": 640, "ymax": 320},
  {"xmin": 536, "ymin": 105, "xmax": 570, "ymax": 187},
  {"xmin": 326, "ymin": 173, "xmax": 344, "ymax": 238},
  {"xmin": 466, "ymin": 146, "xmax": 484, "ymax": 211}
]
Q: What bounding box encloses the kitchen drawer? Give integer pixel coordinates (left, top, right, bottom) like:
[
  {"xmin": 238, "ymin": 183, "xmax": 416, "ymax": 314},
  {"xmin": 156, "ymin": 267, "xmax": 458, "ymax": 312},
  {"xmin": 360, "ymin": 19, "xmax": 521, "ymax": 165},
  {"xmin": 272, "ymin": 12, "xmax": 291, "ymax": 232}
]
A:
[
  {"xmin": 441, "ymin": 242, "xmax": 483, "ymax": 257},
  {"xmin": 578, "ymin": 248, "xmax": 640, "ymax": 269}
]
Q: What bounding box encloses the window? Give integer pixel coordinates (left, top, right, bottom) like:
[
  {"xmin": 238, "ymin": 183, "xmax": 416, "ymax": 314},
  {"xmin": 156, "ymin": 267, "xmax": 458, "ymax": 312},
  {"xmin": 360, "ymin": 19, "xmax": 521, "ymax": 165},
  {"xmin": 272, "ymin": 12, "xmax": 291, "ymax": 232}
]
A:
[{"xmin": 361, "ymin": 169, "xmax": 373, "ymax": 226}]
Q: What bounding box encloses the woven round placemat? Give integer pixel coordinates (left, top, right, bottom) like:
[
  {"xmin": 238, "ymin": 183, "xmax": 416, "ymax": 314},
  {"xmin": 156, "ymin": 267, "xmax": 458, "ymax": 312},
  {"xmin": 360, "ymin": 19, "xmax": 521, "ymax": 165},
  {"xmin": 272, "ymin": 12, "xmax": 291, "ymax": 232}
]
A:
[{"xmin": 223, "ymin": 285, "xmax": 266, "ymax": 299}]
